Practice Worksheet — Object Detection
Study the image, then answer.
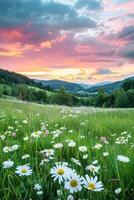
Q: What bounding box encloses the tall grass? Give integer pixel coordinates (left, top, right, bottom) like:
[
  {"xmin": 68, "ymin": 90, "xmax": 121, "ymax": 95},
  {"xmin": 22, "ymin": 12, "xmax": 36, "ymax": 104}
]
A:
[{"xmin": 0, "ymin": 99, "xmax": 134, "ymax": 199}]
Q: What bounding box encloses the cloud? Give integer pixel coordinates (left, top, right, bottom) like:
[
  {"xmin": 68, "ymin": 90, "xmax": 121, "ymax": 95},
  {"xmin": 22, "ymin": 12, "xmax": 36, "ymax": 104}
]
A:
[
  {"xmin": 96, "ymin": 68, "xmax": 114, "ymax": 74},
  {"xmin": 0, "ymin": 0, "xmax": 96, "ymax": 30},
  {"xmin": 120, "ymin": 44, "xmax": 134, "ymax": 59},
  {"xmin": 75, "ymin": 0, "xmax": 102, "ymax": 10},
  {"xmin": 118, "ymin": 26, "xmax": 134, "ymax": 41}
]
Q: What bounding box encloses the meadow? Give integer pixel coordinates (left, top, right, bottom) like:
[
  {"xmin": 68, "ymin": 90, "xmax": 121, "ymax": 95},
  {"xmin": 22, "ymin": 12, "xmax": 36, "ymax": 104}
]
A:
[{"xmin": 0, "ymin": 99, "xmax": 134, "ymax": 200}]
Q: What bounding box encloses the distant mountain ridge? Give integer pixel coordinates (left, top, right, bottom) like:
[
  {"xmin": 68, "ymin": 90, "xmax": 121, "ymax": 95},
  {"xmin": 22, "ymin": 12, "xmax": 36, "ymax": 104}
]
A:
[
  {"xmin": 35, "ymin": 79, "xmax": 84, "ymax": 93},
  {"xmin": 1, "ymin": 68, "xmax": 134, "ymax": 95},
  {"xmin": 36, "ymin": 76, "xmax": 134, "ymax": 94}
]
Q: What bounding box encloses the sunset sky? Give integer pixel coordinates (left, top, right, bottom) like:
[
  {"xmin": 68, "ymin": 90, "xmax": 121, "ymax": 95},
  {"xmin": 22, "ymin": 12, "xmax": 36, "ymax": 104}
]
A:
[{"xmin": 0, "ymin": 0, "xmax": 134, "ymax": 83}]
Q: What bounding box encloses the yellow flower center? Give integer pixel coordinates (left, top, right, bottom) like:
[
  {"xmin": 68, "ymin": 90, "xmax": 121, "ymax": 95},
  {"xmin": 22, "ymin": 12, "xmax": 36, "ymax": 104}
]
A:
[
  {"xmin": 57, "ymin": 168, "xmax": 64, "ymax": 175},
  {"xmin": 21, "ymin": 168, "xmax": 27, "ymax": 173},
  {"xmin": 91, "ymin": 167, "xmax": 95, "ymax": 171},
  {"xmin": 70, "ymin": 180, "xmax": 78, "ymax": 187},
  {"xmin": 88, "ymin": 183, "xmax": 96, "ymax": 190}
]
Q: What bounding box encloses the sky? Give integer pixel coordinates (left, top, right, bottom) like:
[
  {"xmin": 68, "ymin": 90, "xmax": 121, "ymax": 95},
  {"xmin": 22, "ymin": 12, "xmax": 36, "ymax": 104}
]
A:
[{"xmin": 0, "ymin": 0, "xmax": 134, "ymax": 83}]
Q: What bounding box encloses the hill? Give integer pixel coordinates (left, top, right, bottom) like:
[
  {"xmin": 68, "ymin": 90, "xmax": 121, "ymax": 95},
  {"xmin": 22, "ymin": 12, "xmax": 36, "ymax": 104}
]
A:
[
  {"xmin": 36, "ymin": 79, "xmax": 84, "ymax": 93},
  {"xmin": 87, "ymin": 76, "xmax": 134, "ymax": 94},
  {"xmin": 36, "ymin": 76, "xmax": 134, "ymax": 94}
]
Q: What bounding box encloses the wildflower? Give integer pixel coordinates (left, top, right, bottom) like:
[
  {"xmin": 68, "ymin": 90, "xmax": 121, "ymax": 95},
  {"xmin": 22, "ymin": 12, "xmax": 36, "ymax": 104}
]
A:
[
  {"xmin": 50, "ymin": 164, "xmax": 70, "ymax": 184},
  {"xmin": 78, "ymin": 146, "xmax": 87, "ymax": 152},
  {"xmin": 23, "ymin": 136, "xmax": 29, "ymax": 141},
  {"xmin": 37, "ymin": 191, "xmax": 43, "ymax": 195},
  {"xmin": 11, "ymin": 144, "xmax": 20, "ymax": 151},
  {"xmin": 41, "ymin": 149, "xmax": 55, "ymax": 159},
  {"xmin": 53, "ymin": 143, "xmax": 63, "ymax": 149},
  {"xmin": 71, "ymin": 158, "xmax": 81, "ymax": 166},
  {"xmin": 103, "ymin": 152, "xmax": 109, "ymax": 157},
  {"xmin": 57, "ymin": 189, "xmax": 63, "ymax": 196},
  {"xmin": 0, "ymin": 135, "xmax": 5, "ymax": 140},
  {"xmin": 93, "ymin": 143, "xmax": 102, "ymax": 150},
  {"xmin": 83, "ymin": 175, "xmax": 104, "ymax": 191},
  {"xmin": 64, "ymin": 174, "xmax": 83, "ymax": 194},
  {"xmin": 31, "ymin": 131, "xmax": 42, "ymax": 138},
  {"xmin": 92, "ymin": 160, "xmax": 98, "ymax": 165},
  {"xmin": 68, "ymin": 141, "xmax": 76, "ymax": 147},
  {"xmin": 115, "ymin": 188, "xmax": 121, "ymax": 195},
  {"xmin": 3, "ymin": 159, "xmax": 14, "ymax": 169},
  {"xmin": 82, "ymin": 154, "xmax": 88, "ymax": 159},
  {"xmin": 34, "ymin": 184, "xmax": 42, "ymax": 191},
  {"xmin": 3, "ymin": 146, "xmax": 11, "ymax": 153},
  {"xmin": 22, "ymin": 120, "xmax": 28, "ymax": 124},
  {"xmin": 15, "ymin": 165, "xmax": 32, "ymax": 176},
  {"xmin": 85, "ymin": 165, "xmax": 100, "ymax": 175},
  {"xmin": 117, "ymin": 155, "xmax": 130, "ymax": 163},
  {"xmin": 67, "ymin": 195, "xmax": 74, "ymax": 200},
  {"xmin": 22, "ymin": 154, "xmax": 30, "ymax": 159}
]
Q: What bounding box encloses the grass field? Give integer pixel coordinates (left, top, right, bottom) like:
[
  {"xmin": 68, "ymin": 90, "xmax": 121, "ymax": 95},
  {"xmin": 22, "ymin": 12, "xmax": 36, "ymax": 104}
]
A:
[{"xmin": 0, "ymin": 99, "xmax": 134, "ymax": 200}]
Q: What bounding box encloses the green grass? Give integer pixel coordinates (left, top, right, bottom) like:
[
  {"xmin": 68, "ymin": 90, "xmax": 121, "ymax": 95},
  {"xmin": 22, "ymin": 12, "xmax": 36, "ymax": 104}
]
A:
[
  {"xmin": 0, "ymin": 99, "xmax": 134, "ymax": 200},
  {"xmin": 0, "ymin": 84, "xmax": 12, "ymax": 95},
  {"xmin": 28, "ymin": 86, "xmax": 53, "ymax": 96}
]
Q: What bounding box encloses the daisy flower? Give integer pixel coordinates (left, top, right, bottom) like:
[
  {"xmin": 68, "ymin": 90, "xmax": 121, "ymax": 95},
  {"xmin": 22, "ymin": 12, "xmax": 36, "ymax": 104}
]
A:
[
  {"xmin": 15, "ymin": 165, "xmax": 32, "ymax": 176},
  {"xmin": 68, "ymin": 141, "xmax": 76, "ymax": 147},
  {"xmin": 85, "ymin": 165, "xmax": 100, "ymax": 175},
  {"xmin": 37, "ymin": 191, "xmax": 43, "ymax": 195},
  {"xmin": 115, "ymin": 187, "xmax": 122, "ymax": 194},
  {"xmin": 34, "ymin": 183, "xmax": 42, "ymax": 191},
  {"xmin": 31, "ymin": 131, "xmax": 42, "ymax": 138},
  {"xmin": 53, "ymin": 143, "xmax": 63, "ymax": 149},
  {"xmin": 64, "ymin": 174, "xmax": 83, "ymax": 194},
  {"xmin": 83, "ymin": 175, "xmax": 104, "ymax": 192},
  {"xmin": 50, "ymin": 164, "xmax": 70, "ymax": 184},
  {"xmin": 78, "ymin": 146, "xmax": 87, "ymax": 152},
  {"xmin": 67, "ymin": 194, "xmax": 74, "ymax": 200},
  {"xmin": 3, "ymin": 159, "xmax": 14, "ymax": 169},
  {"xmin": 103, "ymin": 152, "xmax": 109, "ymax": 157},
  {"xmin": 22, "ymin": 154, "xmax": 30, "ymax": 159},
  {"xmin": 117, "ymin": 155, "xmax": 130, "ymax": 163}
]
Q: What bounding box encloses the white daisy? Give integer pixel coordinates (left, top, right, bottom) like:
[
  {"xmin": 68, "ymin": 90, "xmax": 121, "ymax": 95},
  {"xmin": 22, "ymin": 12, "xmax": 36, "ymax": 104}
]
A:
[
  {"xmin": 78, "ymin": 146, "xmax": 87, "ymax": 152},
  {"xmin": 83, "ymin": 175, "xmax": 104, "ymax": 191},
  {"xmin": 115, "ymin": 187, "xmax": 122, "ymax": 195},
  {"xmin": 53, "ymin": 143, "xmax": 63, "ymax": 149},
  {"xmin": 64, "ymin": 174, "xmax": 83, "ymax": 194},
  {"xmin": 117, "ymin": 155, "xmax": 130, "ymax": 163},
  {"xmin": 34, "ymin": 184, "xmax": 42, "ymax": 191},
  {"xmin": 67, "ymin": 194, "xmax": 74, "ymax": 200},
  {"xmin": 68, "ymin": 141, "xmax": 76, "ymax": 147},
  {"xmin": 3, "ymin": 159, "xmax": 14, "ymax": 169},
  {"xmin": 103, "ymin": 152, "xmax": 109, "ymax": 157},
  {"xmin": 85, "ymin": 165, "xmax": 100, "ymax": 175},
  {"xmin": 37, "ymin": 191, "xmax": 43, "ymax": 195},
  {"xmin": 50, "ymin": 164, "xmax": 70, "ymax": 184},
  {"xmin": 93, "ymin": 143, "xmax": 102, "ymax": 150},
  {"xmin": 31, "ymin": 131, "xmax": 42, "ymax": 138},
  {"xmin": 15, "ymin": 165, "xmax": 32, "ymax": 176},
  {"xmin": 22, "ymin": 154, "xmax": 30, "ymax": 159},
  {"xmin": 82, "ymin": 154, "xmax": 88, "ymax": 159}
]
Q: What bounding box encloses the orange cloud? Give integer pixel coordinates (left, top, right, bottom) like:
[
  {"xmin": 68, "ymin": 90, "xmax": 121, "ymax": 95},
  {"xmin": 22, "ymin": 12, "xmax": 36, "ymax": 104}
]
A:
[
  {"xmin": 40, "ymin": 34, "xmax": 67, "ymax": 49},
  {"xmin": 40, "ymin": 40, "xmax": 52, "ymax": 49}
]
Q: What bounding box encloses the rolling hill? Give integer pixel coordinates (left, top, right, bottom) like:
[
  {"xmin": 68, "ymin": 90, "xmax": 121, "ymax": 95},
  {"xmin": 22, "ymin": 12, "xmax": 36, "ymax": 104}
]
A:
[
  {"xmin": 35, "ymin": 79, "xmax": 84, "ymax": 93},
  {"xmin": 36, "ymin": 76, "xmax": 134, "ymax": 94}
]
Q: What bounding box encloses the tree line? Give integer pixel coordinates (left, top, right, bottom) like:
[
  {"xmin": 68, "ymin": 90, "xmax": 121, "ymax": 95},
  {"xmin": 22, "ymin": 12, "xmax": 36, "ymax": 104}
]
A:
[
  {"xmin": 0, "ymin": 67, "xmax": 134, "ymax": 107},
  {"xmin": 0, "ymin": 79, "xmax": 134, "ymax": 108}
]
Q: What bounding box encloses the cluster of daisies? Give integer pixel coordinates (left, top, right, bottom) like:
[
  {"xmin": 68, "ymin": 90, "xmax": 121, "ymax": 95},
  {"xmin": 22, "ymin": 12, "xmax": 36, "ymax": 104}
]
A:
[
  {"xmin": 50, "ymin": 163, "xmax": 104, "ymax": 195},
  {"xmin": 0, "ymin": 108, "xmax": 133, "ymax": 199}
]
